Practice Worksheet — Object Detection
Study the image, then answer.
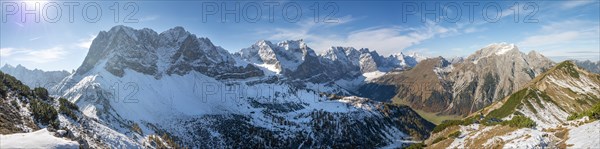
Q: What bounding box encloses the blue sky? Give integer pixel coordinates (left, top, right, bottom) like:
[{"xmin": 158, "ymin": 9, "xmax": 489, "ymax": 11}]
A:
[{"xmin": 1, "ymin": 0, "xmax": 599, "ymax": 71}]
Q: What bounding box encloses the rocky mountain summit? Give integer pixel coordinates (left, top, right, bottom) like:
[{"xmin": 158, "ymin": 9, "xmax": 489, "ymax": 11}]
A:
[
  {"xmin": 362, "ymin": 43, "xmax": 555, "ymax": 119},
  {"xmin": 46, "ymin": 26, "xmax": 434, "ymax": 148},
  {"xmin": 235, "ymin": 40, "xmax": 425, "ymax": 84},
  {"xmin": 75, "ymin": 25, "xmax": 263, "ymax": 80}
]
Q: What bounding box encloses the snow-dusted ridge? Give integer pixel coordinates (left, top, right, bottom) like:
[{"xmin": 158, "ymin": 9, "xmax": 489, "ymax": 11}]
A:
[
  {"xmin": 1, "ymin": 64, "xmax": 70, "ymax": 93},
  {"xmin": 45, "ymin": 25, "xmax": 435, "ymax": 148}
]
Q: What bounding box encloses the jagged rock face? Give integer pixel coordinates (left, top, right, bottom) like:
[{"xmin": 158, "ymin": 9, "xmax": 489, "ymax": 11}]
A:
[
  {"xmin": 574, "ymin": 60, "xmax": 600, "ymax": 73},
  {"xmin": 0, "ymin": 64, "xmax": 70, "ymax": 91},
  {"xmin": 77, "ymin": 26, "xmax": 263, "ymax": 79},
  {"xmin": 237, "ymin": 40, "xmax": 315, "ymax": 73},
  {"xmin": 320, "ymin": 47, "xmax": 420, "ymax": 74},
  {"xmin": 448, "ymin": 56, "xmax": 465, "ymax": 64},
  {"xmin": 49, "ymin": 26, "xmax": 437, "ymax": 148},
  {"xmin": 237, "ymin": 43, "xmax": 426, "ymax": 84},
  {"xmin": 365, "ymin": 43, "xmax": 555, "ymax": 116},
  {"xmin": 79, "ymin": 26, "xmax": 159, "ymax": 77},
  {"xmin": 363, "ymin": 57, "xmax": 453, "ymax": 112},
  {"xmin": 447, "ymin": 43, "xmax": 554, "ymax": 115}
]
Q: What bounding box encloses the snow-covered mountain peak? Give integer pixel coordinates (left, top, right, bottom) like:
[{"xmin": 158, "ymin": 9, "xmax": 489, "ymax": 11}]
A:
[
  {"xmin": 1, "ymin": 64, "xmax": 15, "ymax": 69},
  {"xmin": 527, "ymin": 50, "xmax": 544, "ymax": 58},
  {"xmin": 322, "ymin": 46, "xmax": 354, "ymax": 62},
  {"xmin": 481, "ymin": 42, "xmax": 518, "ymax": 56},
  {"xmin": 237, "ymin": 39, "xmax": 318, "ymax": 73},
  {"xmin": 255, "ymin": 39, "xmax": 273, "ymax": 47},
  {"xmin": 159, "ymin": 26, "xmax": 192, "ymax": 44},
  {"xmin": 467, "ymin": 42, "xmax": 523, "ymax": 64},
  {"xmin": 277, "ymin": 39, "xmax": 307, "ymax": 50},
  {"xmin": 72, "ymin": 25, "xmax": 262, "ymax": 81}
]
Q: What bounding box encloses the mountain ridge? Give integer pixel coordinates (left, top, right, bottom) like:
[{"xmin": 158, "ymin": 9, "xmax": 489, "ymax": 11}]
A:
[
  {"xmin": 361, "ymin": 43, "xmax": 555, "ymax": 121},
  {"xmin": 0, "ymin": 64, "xmax": 70, "ymax": 92},
  {"xmin": 424, "ymin": 60, "xmax": 600, "ymax": 148},
  {"xmin": 48, "ymin": 25, "xmax": 436, "ymax": 148}
]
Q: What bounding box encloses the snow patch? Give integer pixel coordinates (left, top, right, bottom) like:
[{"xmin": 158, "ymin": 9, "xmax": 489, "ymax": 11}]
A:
[
  {"xmin": 362, "ymin": 71, "xmax": 386, "ymax": 81},
  {"xmin": 0, "ymin": 128, "xmax": 79, "ymax": 148},
  {"xmin": 566, "ymin": 120, "xmax": 600, "ymax": 148}
]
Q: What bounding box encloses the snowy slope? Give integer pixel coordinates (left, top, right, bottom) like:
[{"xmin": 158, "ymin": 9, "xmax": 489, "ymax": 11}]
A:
[
  {"xmin": 57, "ymin": 59, "xmax": 433, "ymax": 148},
  {"xmin": 51, "ymin": 25, "xmax": 434, "ymax": 148},
  {"xmin": 567, "ymin": 120, "xmax": 600, "ymax": 148},
  {"xmin": 0, "ymin": 128, "xmax": 79, "ymax": 149}
]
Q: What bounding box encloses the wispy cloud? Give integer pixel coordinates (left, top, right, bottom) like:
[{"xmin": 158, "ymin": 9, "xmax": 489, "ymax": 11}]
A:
[
  {"xmin": 519, "ymin": 19, "xmax": 600, "ymax": 61},
  {"xmin": 520, "ymin": 20, "xmax": 599, "ymax": 47},
  {"xmin": 14, "ymin": 22, "xmax": 23, "ymax": 27},
  {"xmin": 1, "ymin": 48, "xmax": 16, "ymax": 57},
  {"xmin": 140, "ymin": 15, "xmax": 160, "ymax": 22},
  {"xmin": 265, "ymin": 17, "xmax": 465, "ymax": 55},
  {"xmin": 1, "ymin": 46, "xmax": 68, "ymax": 63},
  {"xmin": 520, "ymin": 31, "xmax": 580, "ymax": 47},
  {"xmin": 561, "ymin": 0, "xmax": 596, "ymax": 9},
  {"xmin": 29, "ymin": 36, "xmax": 41, "ymax": 41},
  {"xmin": 342, "ymin": 22, "xmax": 456, "ymax": 55},
  {"xmin": 15, "ymin": 47, "xmax": 67, "ymax": 63},
  {"xmin": 77, "ymin": 35, "xmax": 96, "ymax": 49}
]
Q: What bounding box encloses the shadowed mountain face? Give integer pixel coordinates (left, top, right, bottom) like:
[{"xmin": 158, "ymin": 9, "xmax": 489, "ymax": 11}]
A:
[
  {"xmin": 46, "ymin": 26, "xmax": 435, "ymax": 148},
  {"xmin": 574, "ymin": 60, "xmax": 600, "ymax": 74},
  {"xmin": 362, "ymin": 43, "xmax": 555, "ymax": 117},
  {"xmin": 361, "ymin": 57, "xmax": 453, "ymax": 111},
  {"xmin": 75, "ymin": 26, "xmax": 264, "ymax": 80}
]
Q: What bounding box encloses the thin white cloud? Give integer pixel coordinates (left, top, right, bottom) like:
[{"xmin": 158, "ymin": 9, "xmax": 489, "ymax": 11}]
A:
[
  {"xmin": 0, "ymin": 48, "xmax": 16, "ymax": 57},
  {"xmin": 342, "ymin": 23, "xmax": 450, "ymax": 55},
  {"xmin": 562, "ymin": 0, "xmax": 596, "ymax": 9},
  {"xmin": 520, "ymin": 31, "xmax": 580, "ymax": 47},
  {"xmin": 519, "ymin": 19, "xmax": 600, "ymax": 61},
  {"xmin": 77, "ymin": 35, "xmax": 96, "ymax": 49},
  {"xmin": 140, "ymin": 15, "xmax": 159, "ymax": 22},
  {"xmin": 265, "ymin": 17, "xmax": 463, "ymax": 56},
  {"xmin": 520, "ymin": 20, "xmax": 599, "ymax": 47},
  {"xmin": 14, "ymin": 22, "xmax": 24, "ymax": 27},
  {"xmin": 29, "ymin": 36, "xmax": 41, "ymax": 41},
  {"xmin": 464, "ymin": 27, "xmax": 485, "ymax": 33},
  {"xmin": 2, "ymin": 47, "xmax": 67, "ymax": 63}
]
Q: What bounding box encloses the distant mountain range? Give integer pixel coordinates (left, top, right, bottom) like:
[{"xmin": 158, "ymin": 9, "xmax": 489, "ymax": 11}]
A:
[
  {"xmin": 360, "ymin": 43, "xmax": 555, "ymax": 124},
  {"xmin": 1, "ymin": 25, "xmax": 598, "ymax": 148},
  {"xmin": 0, "ymin": 64, "xmax": 70, "ymax": 92},
  {"xmin": 574, "ymin": 60, "xmax": 600, "ymax": 73}
]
